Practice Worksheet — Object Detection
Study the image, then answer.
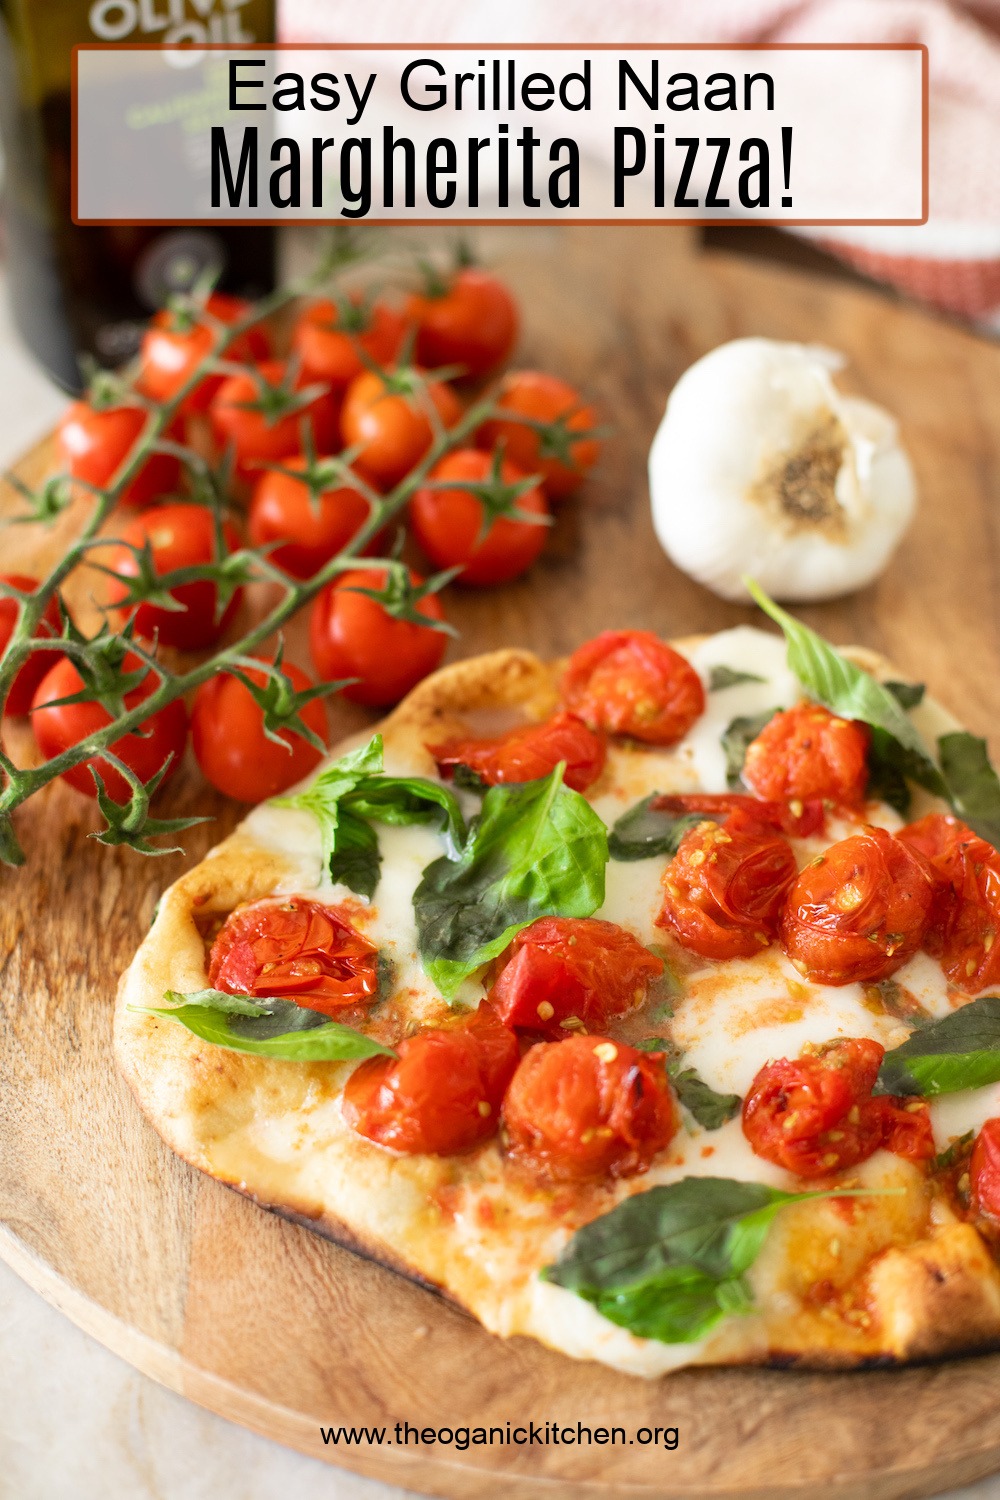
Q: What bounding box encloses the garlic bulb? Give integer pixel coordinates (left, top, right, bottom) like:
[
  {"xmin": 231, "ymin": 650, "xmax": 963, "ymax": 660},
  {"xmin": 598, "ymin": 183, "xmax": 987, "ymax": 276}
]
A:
[{"xmin": 648, "ymin": 338, "xmax": 916, "ymax": 603}]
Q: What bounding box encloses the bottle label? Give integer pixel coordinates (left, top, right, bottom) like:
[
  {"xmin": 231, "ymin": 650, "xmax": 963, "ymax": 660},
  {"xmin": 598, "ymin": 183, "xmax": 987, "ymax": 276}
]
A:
[{"xmin": 88, "ymin": 0, "xmax": 258, "ymax": 45}]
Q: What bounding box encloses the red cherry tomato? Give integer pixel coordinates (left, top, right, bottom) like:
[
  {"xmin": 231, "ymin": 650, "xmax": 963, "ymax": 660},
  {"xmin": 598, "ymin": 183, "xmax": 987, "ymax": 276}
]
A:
[
  {"xmin": 561, "ymin": 630, "xmax": 705, "ymax": 746},
  {"xmin": 191, "ymin": 656, "xmax": 327, "ymax": 803},
  {"xmin": 138, "ymin": 292, "xmax": 271, "ymax": 413},
  {"xmin": 657, "ymin": 808, "xmax": 798, "ymax": 961},
  {"xmin": 208, "ymin": 897, "xmax": 380, "ymax": 1018},
  {"xmin": 652, "ymin": 791, "xmax": 825, "ymax": 840},
  {"xmin": 406, "ymin": 268, "xmax": 518, "ymax": 382},
  {"xmin": 431, "ymin": 712, "xmax": 605, "ymax": 794},
  {"xmin": 57, "ymin": 401, "xmax": 182, "ymax": 509},
  {"xmin": 898, "ymin": 813, "xmax": 1000, "ymax": 995},
  {"xmin": 971, "ymin": 1118, "xmax": 1000, "ymax": 1219},
  {"xmin": 342, "ymin": 1002, "xmax": 519, "ymax": 1155},
  {"xmin": 477, "ymin": 370, "xmax": 600, "ymax": 500},
  {"xmin": 502, "ymin": 1034, "xmax": 677, "ymax": 1182},
  {"xmin": 291, "ymin": 296, "xmax": 407, "ymax": 389},
  {"xmin": 103, "ymin": 504, "xmax": 242, "ymax": 651},
  {"xmin": 742, "ymin": 1038, "xmax": 933, "ymax": 1178},
  {"xmin": 340, "ymin": 369, "xmax": 462, "ymax": 491},
  {"xmin": 0, "ymin": 576, "xmax": 62, "ymax": 716},
  {"xmin": 781, "ymin": 826, "xmax": 933, "ymax": 985},
  {"xmin": 743, "ymin": 703, "xmax": 871, "ymax": 808},
  {"xmin": 409, "ymin": 447, "xmax": 549, "ymax": 587},
  {"xmin": 489, "ymin": 917, "xmax": 663, "ymax": 1037},
  {"xmin": 248, "ymin": 458, "xmax": 372, "ymax": 579},
  {"xmin": 31, "ymin": 651, "xmax": 187, "ymax": 801},
  {"xmin": 309, "ymin": 566, "xmax": 447, "ymax": 708},
  {"xmin": 209, "ymin": 360, "xmax": 341, "ymax": 481}
]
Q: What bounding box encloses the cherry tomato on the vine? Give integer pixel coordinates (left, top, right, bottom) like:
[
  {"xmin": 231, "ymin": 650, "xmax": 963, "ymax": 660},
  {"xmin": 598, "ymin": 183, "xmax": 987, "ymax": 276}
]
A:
[
  {"xmin": 31, "ymin": 651, "xmax": 187, "ymax": 801},
  {"xmin": 898, "ymin": 813, "xmax": 1000, "ymax": 995},
  {"xmin": 502, "ymin": 1034, "xmax": 678, "ymax": 1182},
  {"xmin": 191, "ymin": 656, "xmax": 327, "ymax": 803},
  {"xmin": 477, "ymin": 370, "xmax": 600, "ymax": 500},
  {"xmin": 342, "ymin": 1002, "xmax": 519, "ymax": 1155},
  {"xmin": 431, "ymin": 711, "xmax": 605, "ymax": 793},
  {"xmin": 291, "ymin": 296, "xmax": 407, "ymax": 389},
  {"xmin": 970, "ymin": 1118, "xmax": 1000, "ymax": 1219},
  {"xmin": 340, "ymin": 368, "xmax": 462, "ymax": 491},
  {"xmin": 409, "ymin": 447, "xmax": 549, "ymax": 587},
  {"xmin": 248, "ymin": 458, "xmax": 372, "ymax": 580},
  {"xmin": 561, "ymin": 630, "xmax": 705, "ymax": 746},
  {"xmin": 781, "ymin": 826, "xmax": 933, "ymax": 985},
  {"xmin": 209, "ymin": 360, "xmax": 341, "ymax": 481},
  {"xmin": 743, "ymin": 702, "xmax": 871, "ymax": 808},
  {"xmin": 406, "ymin": 268, "xmax": 518, "ymax": 382},
  {"xmin": 57, "ymin": 401, "xmax": 182, "ymax": 509},
  {"xmin": 138, "ymin": 292, "xmax": 271, "ymax": 413},
  {"xmin": 489, "ymin": 917, "xmax": 663, "ymax": 1037},
  {"xmin": 309, "ymin": 566, "xmax": 448, "ymax": 708},
  {"xmin": 208, "ymin": 898, "xmax": 380, "ymax": 1018},
  {"xmin": 0, "ymin": 575, "xmax": 62, "ymax": 717},
  {"xmin": 103, "ymin": 503, "xmax": 243, "ymax": 651}
]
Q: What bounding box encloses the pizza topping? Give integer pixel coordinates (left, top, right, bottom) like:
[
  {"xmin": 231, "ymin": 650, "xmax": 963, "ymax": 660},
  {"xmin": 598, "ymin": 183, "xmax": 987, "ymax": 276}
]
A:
[
  {"xmin": 342, "ymin": 1002, "xmax": 519, "ymax": 1155},
  {"xmin": 742, "ymin": 1038, "xmax": 934, "ymax": 1177},
  {"xmin": 657, "ymin": 808, "xmax": 798, "ymax": 961},
  {"xmin": 136, "ymin": 989, "xmax": 394, "ymax": 1063},
  {"xmin": 208, "ymin": 899, "xmax": 381, "ymax": 1017},
  {"xmin": 742, "ymin": 702, "xmax": 870, "ymax": 807},
  {"xmin": 560, "ymin": 630, "xmax": 705, "ymax": 746},
  {"xmin": 873, "ymin": 994, "xmax": 1000, "ymax": 1097},
  {"xmin": 488, "ymin": 917, "xmax": 664, "ymax": 1037},
  {"xmin": 430, "ymin": 712, "xmax": 606, "ymax": 794},
  {"xmin": 780, "ymin": 826, "xmax": 933, "ymax": 985},
  {"xmin": 610, "ymin": 791, "xmax": 822, "ymax": 863},
  {"xmin": 634, "ymin": 1036, "xmax": 742, "ymax": 1130},
  {"xmin": 501, "ymin": 1034, "xmax": 678, "ymax": 1182},
  {"xmin": 898, "ymin": 813, "xmax": 1000, "ymax": 994},
  {"xmin": 970, "ymin": 1119, "xmax": 1000, "ymax": 1219}
]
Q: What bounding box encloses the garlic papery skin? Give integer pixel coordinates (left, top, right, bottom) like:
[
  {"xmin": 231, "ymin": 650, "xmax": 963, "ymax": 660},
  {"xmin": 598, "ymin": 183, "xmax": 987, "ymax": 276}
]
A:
[{"xmin": 648, "ymin": 338, "xmax": 916, "ymax": 603}]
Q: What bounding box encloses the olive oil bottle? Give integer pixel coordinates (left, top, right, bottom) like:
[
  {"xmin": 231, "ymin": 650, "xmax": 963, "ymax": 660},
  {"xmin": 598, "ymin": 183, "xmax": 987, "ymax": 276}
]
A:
[{"xmin": 0, "ymin": 0, "xmax": 276, "ymax": 391}]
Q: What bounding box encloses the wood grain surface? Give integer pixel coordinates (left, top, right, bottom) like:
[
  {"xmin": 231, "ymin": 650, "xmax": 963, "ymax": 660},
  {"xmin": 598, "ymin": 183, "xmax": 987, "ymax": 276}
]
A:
[{"xmin": 3, "ymin": 225, "xmax": 1000, "ymax": 1500}]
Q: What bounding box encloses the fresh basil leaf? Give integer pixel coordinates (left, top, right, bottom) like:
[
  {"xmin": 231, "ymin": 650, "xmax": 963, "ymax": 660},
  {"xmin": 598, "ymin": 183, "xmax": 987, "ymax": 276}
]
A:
[
  {"xmin": 932, "ymin": 1130, "xmax": 974, "ymax": 1172},
  {"xmin": 709, "ymin": 665, "xmax": 766, "ymax": 691},
  {"xmin": 865, "ymin": 728, "xmax": 914, "ymax": 816},
  {"xmin": 346, "ymin": 776, "xmax": 465, "ymax": 857},
  {"xmin": 328, "ymin": 811, "xmax": 381, "ymax": 899},
  {"xmin": 634, "ymin": 1037, "xmax": 741, "ymax": 1130},
  {"xmin": 937, "ymin": 733, "xmax": 1000, "ymax": 850},
  {"xmin": 874, "ymin": 995, "xmax": 1000, "ymax": 1096},
  {"xmin": 722, "ymin": 710, "xmax": 777, "ymax": 789},
  {"xmin": 451, "ymin": 763, "xmax": 488, "ymax": 795},
  {"xmin": 885, "ymin": 680, "xmax": 926, "ymax": 710},
  {"xmin": 608, "ymin": 794, "xmax": 707, "ymax": 862},
  {"xmin": 134, "ymin": 989, "xmax": 395, "ymax": 1062},
  {"xmin": 274, "ymin": 734, "xmax": 386, "ymax": 876},
  {"xmin": 414, "ymin": 764, "xmax": 608, "ymax": 1000},
  {"xmin": 543, "ymin": 1176, "xmax": 890, "ymax": 1345}
]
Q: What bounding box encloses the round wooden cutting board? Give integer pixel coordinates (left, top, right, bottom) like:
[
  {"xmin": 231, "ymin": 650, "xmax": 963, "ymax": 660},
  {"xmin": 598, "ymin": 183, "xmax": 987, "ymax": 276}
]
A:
[{"xmin": 4, "ymin": 226, "xmax": 1000, "ymax": 1500}]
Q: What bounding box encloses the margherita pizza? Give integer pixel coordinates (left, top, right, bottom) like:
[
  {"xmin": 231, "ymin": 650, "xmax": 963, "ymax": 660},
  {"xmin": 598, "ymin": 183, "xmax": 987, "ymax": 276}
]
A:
[{"xmin": 115, "ymin": 601, "xmax": 1000, "ymax": 1376}]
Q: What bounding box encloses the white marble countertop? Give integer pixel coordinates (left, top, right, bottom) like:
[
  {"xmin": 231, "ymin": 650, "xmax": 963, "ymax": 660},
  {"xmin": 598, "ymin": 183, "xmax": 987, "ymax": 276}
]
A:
[{"xmin": 1, "ymin": 260, "xmax": 999, "ymax": 1500}]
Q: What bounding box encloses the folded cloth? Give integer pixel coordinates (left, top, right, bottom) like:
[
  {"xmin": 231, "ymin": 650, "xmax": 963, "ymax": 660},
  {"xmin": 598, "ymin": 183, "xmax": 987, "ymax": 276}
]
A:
[{"xmin": 280, "ymin": 0, "xmax": 1000, "ymax": 326}]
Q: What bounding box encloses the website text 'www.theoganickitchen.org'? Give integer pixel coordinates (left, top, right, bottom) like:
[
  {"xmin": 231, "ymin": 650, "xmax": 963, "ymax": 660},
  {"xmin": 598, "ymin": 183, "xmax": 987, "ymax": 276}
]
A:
[{"xmin": 320, "ymin": 1421, "xmax": 681, "ymax": 1452}]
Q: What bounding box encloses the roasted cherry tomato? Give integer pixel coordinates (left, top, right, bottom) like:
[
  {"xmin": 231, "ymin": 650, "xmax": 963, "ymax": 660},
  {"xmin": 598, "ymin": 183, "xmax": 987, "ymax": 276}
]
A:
[
  {"xmin": 0, "ymin": 575, "xmax": 62, "ymax": 716},
  {"xmin": 743, "ymin": 1038, "xmax": 933, "ymax": 1178},
  {"xmin": 657, "ymin": 808, "xmax": 798, "ymax": 961},
  {"xmin": 57, "ymin": 401, "xmax": 182, "ymax": 509},
  {"xmin": 191, "ymin": 656, "xmax": 327, "ymax": 802},
  {"xmin": 781, "ymin": 826, "xmax": 933, "ymax": 985},
  {"xmin": 409, "ymin": 447, "xmax": 549, "ymax": 587},
  {"xmin": 103, "ymin": 504, "xmax": 243, "ymax": 651},
  {"xmin": 208, "ymin": 897, "xmax": 380, "ymax": 1017},
  {"xmin": 476, "ymin": 370, "xmax": 600, "ymax": 500},
  {"xmin": 31, "ymin": 651, "xmax": 187, "ymax": 801},
  {"xmin": 291, "ymin": 296, "xmax": 407, "ymax": 389},
  {"xmin": 248, "ymin": 459, "xmax": 372, "ymax": 579},
  {"xmin": 342, "ymin": 1002, "xmax": 519, "ymax": 1155},
  {"xmin": 502, "ymin": 1034, "xmax": 677, "ymax": 1182},
  {"xmin": 561, "ymin": 630, "xmax": 705, "ymax": 746},
  {"xmin": 489, "ymin": 917, "xmax": 663, "ymax": 1037},
  {"xmin": 970, "ymin": 1118, "xmax": 1000, "ymax": 1219},
  {"xmin": 340, "ymin": 368, "xmax": 462, "ymax": 491},
  {"xmin": 431, "ymin": 712, "xmax": 605, "ymax": 794},
  {"xmin": 138, "ymin": 292, "xmax": 271, "ymax": 412},
  {"xmin": 743, "ymin": 702, "xmax": 871, "ymax": 808},
  {"xmin": 406, "ymin": 268, "xmax": 518, "ymax": 382},
  {"xmin": 209, "ymin": 360, "xmax": 341, "ymax": 481},
  {"xmin": 898, "ymin": 813, "xmax": 1000, "ymax": 994},
  {"xmin": 309, "ymin": 566, "xmax": 447, "ymax": 708},
  {"xmin": 652, "ymin": 791, "xmax": 825, "ymax": 840}
]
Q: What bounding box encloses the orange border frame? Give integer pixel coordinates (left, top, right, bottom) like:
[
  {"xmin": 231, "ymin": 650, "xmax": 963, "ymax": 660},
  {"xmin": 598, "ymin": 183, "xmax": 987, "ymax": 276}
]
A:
[{"xmin": 70, "ymin": 42, "xmax": 929, "ymax": 228}]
